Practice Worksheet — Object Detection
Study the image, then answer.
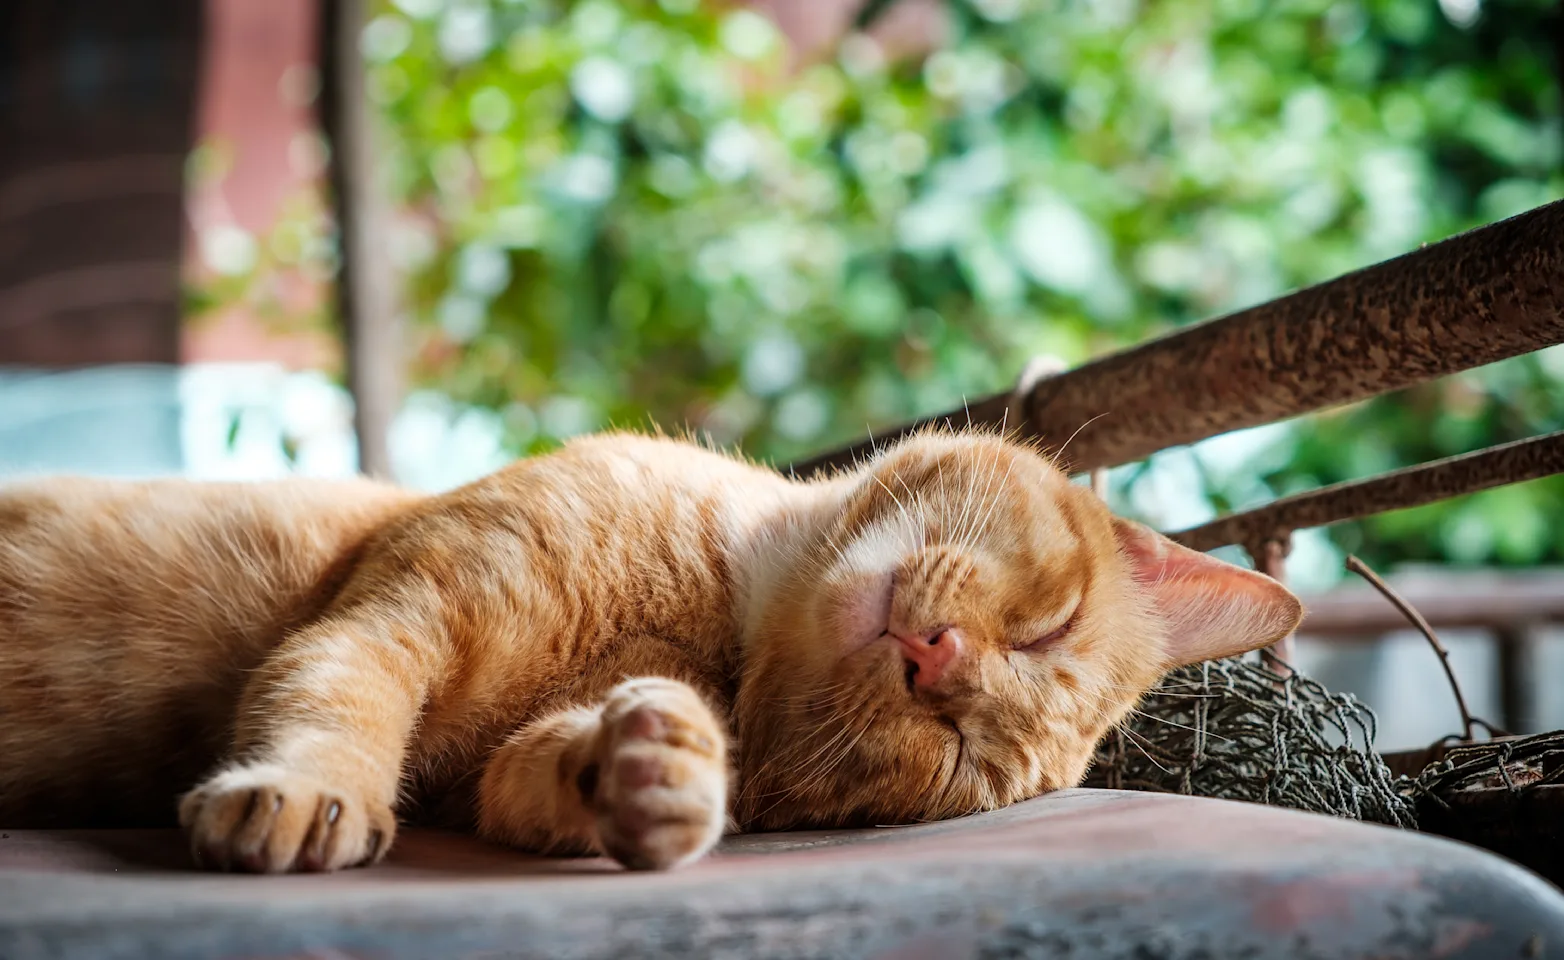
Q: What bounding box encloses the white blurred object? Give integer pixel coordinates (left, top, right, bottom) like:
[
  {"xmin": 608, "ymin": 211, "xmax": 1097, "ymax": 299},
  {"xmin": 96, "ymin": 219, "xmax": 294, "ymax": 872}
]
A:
[
  {"xmin": 0, "ymin": 364, "xmax": 515, "ymax": 495},
  {"xmin": 181, "ymin": 364, "xmax": 358, "ymax": 480},
  {"xmin": 389, "ymin": 390, "xmax": 512, "ymax": 491},
  {"xmin": 0, "ymin": 366, "xmax": 182, "ymax": 479},
  {"xmin": 185, "ymin": 365, "xmax": 512, "ymax": 492}
]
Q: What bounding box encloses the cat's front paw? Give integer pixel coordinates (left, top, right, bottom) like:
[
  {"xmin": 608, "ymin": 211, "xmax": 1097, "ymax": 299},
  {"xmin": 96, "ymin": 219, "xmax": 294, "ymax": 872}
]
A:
[
  {"xmin": 586, "ymin": 678, "xmax": 728, "ymax": 870},
  {"xmin": 179, "ymin": 764, "xmax": 396, "ymax": 873}
]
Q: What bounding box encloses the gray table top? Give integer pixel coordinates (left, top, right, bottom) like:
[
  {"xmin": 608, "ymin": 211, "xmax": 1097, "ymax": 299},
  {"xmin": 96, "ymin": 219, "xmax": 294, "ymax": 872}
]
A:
[{"xmin": 3, "ymin": 788, "xmax": 1561, "ymax": 959}]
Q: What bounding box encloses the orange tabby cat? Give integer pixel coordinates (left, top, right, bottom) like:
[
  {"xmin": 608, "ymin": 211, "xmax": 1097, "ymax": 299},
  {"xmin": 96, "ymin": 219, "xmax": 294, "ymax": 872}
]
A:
[{"xmin": 0, "ymin": 430, "xmax": 1301, "ymax": 871}]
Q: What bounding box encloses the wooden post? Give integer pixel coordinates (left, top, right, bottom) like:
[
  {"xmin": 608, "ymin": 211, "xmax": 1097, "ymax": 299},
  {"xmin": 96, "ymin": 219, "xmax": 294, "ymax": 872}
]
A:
[
  {"xmin": 320, "ymin": 0, "xmax": 401, "ymax": 479},
  {"xmin": 1251, "ymin": 535, "xmax": 1295, "ymax": 667},
  {"xmin": 1495, "ymin": 626, "xmax": 1536, "ymax": 735}
]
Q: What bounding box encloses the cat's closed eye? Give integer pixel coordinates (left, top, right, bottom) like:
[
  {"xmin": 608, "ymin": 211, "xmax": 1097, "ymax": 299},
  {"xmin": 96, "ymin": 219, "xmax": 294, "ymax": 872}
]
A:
[{"xmin": 1016, "ymin": 610, "xmax": 1077, "ymax": 652}]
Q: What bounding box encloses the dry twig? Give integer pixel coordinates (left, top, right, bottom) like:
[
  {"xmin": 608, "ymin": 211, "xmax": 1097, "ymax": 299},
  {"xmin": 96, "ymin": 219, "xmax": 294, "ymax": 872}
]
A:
[{"xmin": 1344, "ymin": 554, "xmax": 1481, "ymax": 741}]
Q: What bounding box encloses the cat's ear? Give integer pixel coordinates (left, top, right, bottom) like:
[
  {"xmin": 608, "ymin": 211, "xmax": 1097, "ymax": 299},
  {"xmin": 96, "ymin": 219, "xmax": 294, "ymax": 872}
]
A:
[{"xmin": 1111, "ymin": 517, "xmax": 1304, "ymax": 668}]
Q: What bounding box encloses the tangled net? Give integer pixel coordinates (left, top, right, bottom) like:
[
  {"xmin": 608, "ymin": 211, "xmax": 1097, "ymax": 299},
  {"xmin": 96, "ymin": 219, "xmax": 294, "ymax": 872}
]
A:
[
  {"xmin": 1414, "ymin": 730, "xmax": 1564, "ymax": 799},
  {"xmin": 1083, "ymin": 652, "xmax": 1418, "ymax": 828}
]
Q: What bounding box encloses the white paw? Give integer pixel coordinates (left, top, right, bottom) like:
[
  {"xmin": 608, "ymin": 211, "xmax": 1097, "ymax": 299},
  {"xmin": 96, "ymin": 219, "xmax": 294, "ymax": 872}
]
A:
[
  {"xmin": 179, "ymin": 764, "xmax": 395, "ymax": 873},
  {"xmin": 585, "ymin": 679, "xmax": 728, "ymax": 870}
]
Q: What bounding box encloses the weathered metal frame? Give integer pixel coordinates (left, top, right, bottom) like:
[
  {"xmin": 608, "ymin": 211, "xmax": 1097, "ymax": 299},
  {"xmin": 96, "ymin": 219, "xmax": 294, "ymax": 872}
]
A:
[
  {"xmin": 1169, "ymin": 430, "xmax": 1564, "ymax": 552},
  {"xmin": 794, "ymin": 199, "xmax": 1564, "ymax": 478},
  {"xmin": 793, "ymin": 199, "xmax": 1564, "ymax": 670}
]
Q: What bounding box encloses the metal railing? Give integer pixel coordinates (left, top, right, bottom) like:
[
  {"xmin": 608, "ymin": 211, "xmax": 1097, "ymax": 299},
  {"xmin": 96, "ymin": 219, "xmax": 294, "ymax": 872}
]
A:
[{"xmin": 792, "ymin": 199, "xmax": 1564, "ymax": 668}]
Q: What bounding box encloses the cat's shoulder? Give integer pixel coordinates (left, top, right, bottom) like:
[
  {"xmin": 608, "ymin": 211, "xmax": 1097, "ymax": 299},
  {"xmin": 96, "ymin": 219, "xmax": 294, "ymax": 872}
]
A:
[
  {"xmin": 569, "ymin": 431, "xmax": 759, "ymax": 466},
  {"xmin": 491, "ymin": 431, "xmax": 780, "ymax": 485}
]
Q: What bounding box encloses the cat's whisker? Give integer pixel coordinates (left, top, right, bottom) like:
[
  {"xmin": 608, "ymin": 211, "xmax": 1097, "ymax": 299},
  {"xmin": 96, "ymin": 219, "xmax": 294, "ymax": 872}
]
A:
[
  {"xmin": 963, "ymin": 449, "xmax": 999, "ymax": 551},
  {"xmin": 962, "ymin": 453, "xmax": 1017, "ymax": 555},
  {"xmin": 933, "ymin": 722, "xmax": 969, "ymax": 813},
  {"xmin": 787, "ymin": 701, "xmax": 882, "ymax": 804},
  {"xmin": 1123, "ymin": 708, "xmax": 1233, "ymax": 743},
  {"xmin": 748, "ymin": 678, "xmax": 862, "ymax": 709},
  {"xmin": 1114, "ymin": 724, "xmax": 1175, "ymax": 775},
  {"xmin": 971, "ymin": 447, "xmax": 1009, "ymax": 545},
  {"xmin": 869, "ymin": 473, "xmax": 921, "ymax": 557},
  {"xmin": 1059, "ymin": 683, "xmax": 1226, "ymax": 751},
  {"xmin": 749, "ymin": 674, "xmax": 883, "ymax": 819},
  {"xmin": 889, "ymin": 473, "xmax": 931, "ymax": 549},
  {"xmin": 1092, "ymin": 678, "xmax": 1219, "ymax": 700},
  {"xmin": 744, "ymin": 705, "xmax": 867, "ymax": 820},
  {"xmin": 815, "ymin": 526, "xmax": 853, "ymax": 572},
  {"xmin": 1047, "ymin": 412, "xmax": 1110, "ymax": 473},
  {"xmin": 949, "ymin": 448, "xmax": 1002, "ymax": 558},
  {"xmin": 951, "ymin": 446, "xmax": 986, "ymax": 551},
  {"xmin": 744, "ymin": 692, "xmax": 864, "ymax": 794},
  {"xmin": 934, "ymin": 454, "xmax": 955, "ymax": 543}
]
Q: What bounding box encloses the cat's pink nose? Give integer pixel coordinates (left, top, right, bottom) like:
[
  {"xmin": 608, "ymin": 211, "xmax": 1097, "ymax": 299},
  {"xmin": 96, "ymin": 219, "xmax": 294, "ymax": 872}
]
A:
[{"xmin": 893, "ymin": 628, "xmax": 962, "ymax": 689}]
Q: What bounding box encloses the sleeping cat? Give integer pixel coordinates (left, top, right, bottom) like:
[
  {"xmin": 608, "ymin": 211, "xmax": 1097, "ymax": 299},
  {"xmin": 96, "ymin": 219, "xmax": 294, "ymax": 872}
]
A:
[{"xmin": 0, "ymin": 429, "xmax": 1301, "ymax": 872}]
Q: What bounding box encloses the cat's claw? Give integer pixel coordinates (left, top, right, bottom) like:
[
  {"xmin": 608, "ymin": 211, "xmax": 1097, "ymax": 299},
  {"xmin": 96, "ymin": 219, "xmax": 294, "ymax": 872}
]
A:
[
  {"xmin": 587, "ymin": 678, "xmax": 728, "ymax": 870},
  {"xmin": 179, "ymin": 764, "xmax": 396, "ymax": 873}
]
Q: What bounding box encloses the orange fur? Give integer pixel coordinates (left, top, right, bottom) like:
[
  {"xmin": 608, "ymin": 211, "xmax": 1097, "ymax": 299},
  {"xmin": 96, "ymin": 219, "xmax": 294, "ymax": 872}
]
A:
[{"xmin": 0, "ymin": 430, "xmax": 1301, "ymax": 871}]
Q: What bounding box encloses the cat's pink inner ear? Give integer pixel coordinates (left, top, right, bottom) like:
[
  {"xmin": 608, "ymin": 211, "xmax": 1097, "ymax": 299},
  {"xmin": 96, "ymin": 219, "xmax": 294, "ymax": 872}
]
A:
[{"xmin": 1111, "ymin": 518, "xmax": 1304, "ymax": 668}]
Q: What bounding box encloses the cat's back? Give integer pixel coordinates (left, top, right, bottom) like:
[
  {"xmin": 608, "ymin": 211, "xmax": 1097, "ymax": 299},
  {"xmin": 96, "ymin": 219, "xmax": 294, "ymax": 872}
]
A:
[
  {"xmin": 502, "ymin": 432, "xmax": 796, "ymax": 510},
  {"xmin": 0, "ymin": 475, "xmax": 416, "ymax": 644},
  {"xmin": 0, "ymin": 475, "xmax": 417, "ymax": 824},
  {"xmin": 465, "ymin": 433, "xmax": 800, "ymax": 563}
]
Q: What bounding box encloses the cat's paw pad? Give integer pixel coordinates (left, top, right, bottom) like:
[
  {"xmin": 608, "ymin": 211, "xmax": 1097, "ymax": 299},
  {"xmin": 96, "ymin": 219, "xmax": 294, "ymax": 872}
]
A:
[
  {"xmin": 179, "ymin": 765, "xmax": 395, "ymax": 873},
  {"xmin": 587, "ymin": 678, "xmax": 727, "ymax": 870}
]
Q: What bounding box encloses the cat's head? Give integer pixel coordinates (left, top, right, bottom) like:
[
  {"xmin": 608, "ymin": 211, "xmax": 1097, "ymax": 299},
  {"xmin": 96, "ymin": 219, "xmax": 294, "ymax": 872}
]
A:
[{"xmin": 734, "ymin": 429, "xmax": 1302, "ymax": 830}]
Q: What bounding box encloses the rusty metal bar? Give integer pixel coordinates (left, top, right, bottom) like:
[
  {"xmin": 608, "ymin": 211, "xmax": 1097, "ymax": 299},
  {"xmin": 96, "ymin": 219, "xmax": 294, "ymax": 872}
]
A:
[
  {"xmin": 1169, "ymin": 431, "xmax": 1564, "ymax": 552},
  {"xmin": 793, "ymin": 200, "xmax": 1564, "ymax": 477}
]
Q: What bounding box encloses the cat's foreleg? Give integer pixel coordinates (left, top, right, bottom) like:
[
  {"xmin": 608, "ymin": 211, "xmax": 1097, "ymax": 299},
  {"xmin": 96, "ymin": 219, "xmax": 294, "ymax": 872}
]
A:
[
  {"xmin": 179, "ymin": 611, "xmax": 438, "ymax": 873},
  {"xmin": 476, "ymin": 677, "xmax": 729, "ymax": 870}
]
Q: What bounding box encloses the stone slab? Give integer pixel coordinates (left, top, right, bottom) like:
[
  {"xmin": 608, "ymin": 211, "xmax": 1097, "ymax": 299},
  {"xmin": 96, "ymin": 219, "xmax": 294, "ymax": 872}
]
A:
[{"xmin": 2, "ymin": 789, "xmax": 1562, "ymax": 959}]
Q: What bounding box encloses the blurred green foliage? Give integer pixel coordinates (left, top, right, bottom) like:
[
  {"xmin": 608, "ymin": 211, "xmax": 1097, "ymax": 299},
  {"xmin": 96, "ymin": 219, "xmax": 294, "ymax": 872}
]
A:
[{"xmin": 358, "ymin": 0, "xmax": 1561, "ymax": 572}]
